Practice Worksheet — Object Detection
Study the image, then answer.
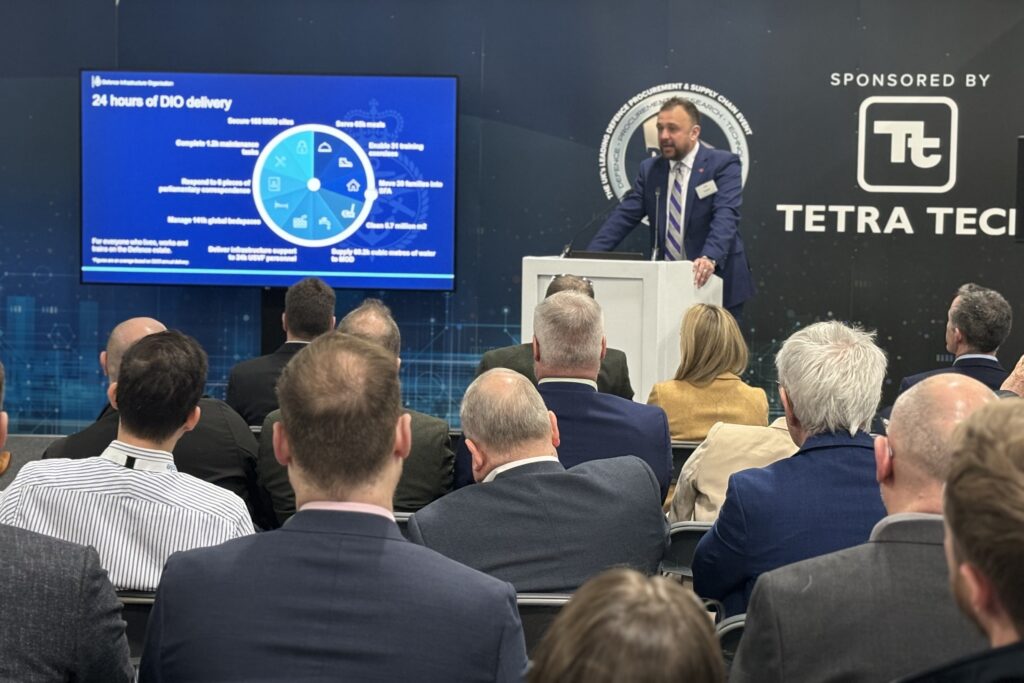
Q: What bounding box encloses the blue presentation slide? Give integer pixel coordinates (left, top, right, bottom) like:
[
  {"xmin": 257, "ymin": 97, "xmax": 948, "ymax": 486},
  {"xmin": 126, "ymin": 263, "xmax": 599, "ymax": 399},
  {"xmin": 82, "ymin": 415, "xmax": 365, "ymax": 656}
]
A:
[{"xmin": 80, "ymin": 71, "xmax": 457, "ymax": 289}]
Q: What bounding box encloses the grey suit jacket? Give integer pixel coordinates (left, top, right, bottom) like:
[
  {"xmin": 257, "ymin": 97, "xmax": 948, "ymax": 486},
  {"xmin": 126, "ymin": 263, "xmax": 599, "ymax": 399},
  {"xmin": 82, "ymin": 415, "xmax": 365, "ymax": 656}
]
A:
[
  {"xmin": 408, "ymin": 457, "xmax": 669, "ymax": 592},
  {"xmin": 477, "ymin": 343, "xmax": 634, "ymax": 400},
  {"xmin": 731, "ymin": 514, "xmax": 988, "ymax": 683},
  {"xmin": 0, "ymin": 524, "xmax": 133, "ymax": 682}
]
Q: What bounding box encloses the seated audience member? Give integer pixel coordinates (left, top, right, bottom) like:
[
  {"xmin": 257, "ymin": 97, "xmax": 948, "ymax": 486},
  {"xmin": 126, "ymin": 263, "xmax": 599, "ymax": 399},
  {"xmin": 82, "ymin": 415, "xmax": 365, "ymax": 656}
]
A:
[
  {"xmin": 732, "ymin": 374, "xmax": 993, "ymax": 683},
  {"xmin": 226, "ymin": 276, "xmax": 336, "ymax": 426},
  {"xmin": 648, "ymin": 303, "xmax": 768, "ymax": 441},
  {"xmin": 139, "ymin": 334, "xmax": 526, "ymax": 682},
  {"xmin": 408, "ymin": 369, "xmax": 668, "ymax": 593},
  {"xmin": 998, "ymin": 353, "xmax": 1024, "ymax": 398},
  {"xmin": 898, "ymin": 283, "xmax": 1011, "ymax": 393},
  {"xmin": 532, "ymin": 290, "xmax": 672, "ymax": 499},
  {"xmin": 692, "ymin": 321, "xmax": 888, "ymax": 615},
  {"xmin": 43, "ymin": 317, "xmax": 265, "ymax": 525},
  {"xmin": 0, "ymin": 360, "xmax": 133, "ymax": 683},
  {"xmin": 0, "ymin": 331, "xmax": 253, "ymax": 591},
  {"xmin": 528, "ymin": 568, "xmax": 724, "ymax": 683},
  {"xmin": 668, "ymin": 417, "xmax": 797, "ymax": 523},
  {"xmin": 901, "ymin": 399, "xmax": 1024, "ymax": 680},
  {"xmin": 258, "ymin": 298, "xmax": 453, "ymax": 523},
  {"xmin": 477, "ymin": 274, "xmax": 634, "ymax": 400}
]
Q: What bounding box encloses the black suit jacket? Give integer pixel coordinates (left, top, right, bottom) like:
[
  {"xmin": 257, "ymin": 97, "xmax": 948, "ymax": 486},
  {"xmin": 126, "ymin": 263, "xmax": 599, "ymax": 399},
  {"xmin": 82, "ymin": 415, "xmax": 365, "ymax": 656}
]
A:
[
  {"xmin": 44, "ymin": 398, "xmax": 266, "ymax": 526},
  {"xmin": 899, "ymin": 356, "xmax": 1008, "ymax": 393},
  {"xmin": 898, "ymin": 641, "xmax": 1024, "ymax": 682},
  {"xmin": 226, "ymin": 341, "xmax": 308, "ymax": 426},
  {"xmin": 139, "ymin": 510, "xmax": 527, "ymax": 682},
  {"xmin": 408, "ymin": 457, "xmax": 669, "ymax": 592},
  {"xmin": 476, "ymin": 343, "xmax": 634, "ymax": 400},
  {"xmin": 258, "ymin": 408, "xmax": 454, "ymax": 525}
]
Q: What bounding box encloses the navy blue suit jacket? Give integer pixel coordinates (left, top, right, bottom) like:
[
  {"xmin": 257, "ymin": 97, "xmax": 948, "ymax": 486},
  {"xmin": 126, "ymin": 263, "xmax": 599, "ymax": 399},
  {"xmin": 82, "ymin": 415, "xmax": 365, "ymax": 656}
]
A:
[
  {"xmin": 538, "ymin": 380, "xmax": 672, "ymax": 500},
  {"xmin": 899, "ymin": 356, "xmax": 1008, "ymax": 394},
  {"xmin": 587, "ymin": 144, "xmax": 756, "ymax": 309},
  {"xmin": 139, "ymin": 510, "xmax": 527, "ymax": 682},
  {"xmin": 692, "ymin": 431, "xmax": 886, "ymax": 616}
]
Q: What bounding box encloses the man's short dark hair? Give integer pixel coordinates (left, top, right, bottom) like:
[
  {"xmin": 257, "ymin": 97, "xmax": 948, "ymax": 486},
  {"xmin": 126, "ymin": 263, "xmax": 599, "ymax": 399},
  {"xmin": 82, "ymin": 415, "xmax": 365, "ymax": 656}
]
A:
[
  {"xmin": 545, "ymin": 274, "xmax": 595, "ymax": 299},
  {"xmin": 952, "ymin": 283, "xmax": 1012, "ymax": 353},
  {"xmin": 659, "ymin": 97, "xmax": 701, "ymax": 126},
  {"xmin": 116, "ymin": 330, "xmax": 207, "ymax": 442},
  {"xmin": 337, "ymin": 299, "xmax": 401, "ymax": 356},
  {"xmin": 276, "ymin": 332, "xmax": 402, "ymax": 493},
  {"xmin": 285, "ymin": 277, "xmax": 336, "ymax": 340}
]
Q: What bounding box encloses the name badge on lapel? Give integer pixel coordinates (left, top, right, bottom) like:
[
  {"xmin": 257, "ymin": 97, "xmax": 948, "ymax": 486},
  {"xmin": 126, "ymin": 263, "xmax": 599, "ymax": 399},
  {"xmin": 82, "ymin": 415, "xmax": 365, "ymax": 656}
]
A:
[{"xmin": 695, "ymin": 180, "xmax": 718, "ymax": 199}]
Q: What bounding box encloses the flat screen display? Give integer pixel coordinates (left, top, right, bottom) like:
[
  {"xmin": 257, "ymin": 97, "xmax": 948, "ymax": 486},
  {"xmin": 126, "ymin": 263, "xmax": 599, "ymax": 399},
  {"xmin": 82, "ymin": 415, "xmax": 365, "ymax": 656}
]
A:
[{"xmin": 81, "ymin": 70, "xmax": 457, "ymax": 289}]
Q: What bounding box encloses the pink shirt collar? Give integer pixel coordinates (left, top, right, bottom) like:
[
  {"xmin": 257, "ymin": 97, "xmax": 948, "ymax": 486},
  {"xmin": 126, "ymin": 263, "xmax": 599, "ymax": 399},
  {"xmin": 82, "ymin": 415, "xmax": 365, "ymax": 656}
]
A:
[{"xmin": 299, "ymin": 501, "xmax": 395, "ymax": 521}]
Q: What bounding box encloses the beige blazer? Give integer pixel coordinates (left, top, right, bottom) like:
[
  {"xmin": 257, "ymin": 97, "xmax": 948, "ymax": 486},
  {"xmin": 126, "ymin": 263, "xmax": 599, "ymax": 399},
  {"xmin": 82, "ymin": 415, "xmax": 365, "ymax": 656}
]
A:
[
  {"xmin": 669, "ymin": 417, "xmax": 799, "ymax": 523},
  {"xmin": 647, "ymin": 373, "xmax": 768, "ymax": 441}
]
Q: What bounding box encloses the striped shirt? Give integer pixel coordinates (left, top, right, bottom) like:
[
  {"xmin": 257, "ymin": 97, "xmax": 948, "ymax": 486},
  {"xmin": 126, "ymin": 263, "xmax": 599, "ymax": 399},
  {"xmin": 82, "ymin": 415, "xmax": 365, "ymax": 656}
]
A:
[{"xmin": 0, "ymin": 440, "xmax": 254, "ymax": 591}]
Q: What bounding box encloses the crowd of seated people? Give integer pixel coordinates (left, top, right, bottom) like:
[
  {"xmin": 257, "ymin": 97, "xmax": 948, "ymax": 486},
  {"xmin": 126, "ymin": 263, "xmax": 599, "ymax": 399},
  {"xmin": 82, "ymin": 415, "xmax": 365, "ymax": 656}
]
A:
[{"xmin": 2, "ymin": 275, "xmax": 1024, "ymax": 682}]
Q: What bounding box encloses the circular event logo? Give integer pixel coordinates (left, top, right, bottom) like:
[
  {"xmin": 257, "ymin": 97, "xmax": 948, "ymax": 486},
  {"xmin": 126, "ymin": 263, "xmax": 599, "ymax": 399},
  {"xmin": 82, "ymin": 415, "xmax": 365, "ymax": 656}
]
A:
[{"xmin": 598, "ymin": 83, "xmax": 754, "ymax": 200}]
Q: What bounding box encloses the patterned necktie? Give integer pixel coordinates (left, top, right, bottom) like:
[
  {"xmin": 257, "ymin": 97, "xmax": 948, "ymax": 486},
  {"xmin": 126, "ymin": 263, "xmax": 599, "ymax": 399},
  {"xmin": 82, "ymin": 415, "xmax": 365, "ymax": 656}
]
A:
[{"xmin": 665, "ymin": 162, "xmax": 688, "ymax": 261}]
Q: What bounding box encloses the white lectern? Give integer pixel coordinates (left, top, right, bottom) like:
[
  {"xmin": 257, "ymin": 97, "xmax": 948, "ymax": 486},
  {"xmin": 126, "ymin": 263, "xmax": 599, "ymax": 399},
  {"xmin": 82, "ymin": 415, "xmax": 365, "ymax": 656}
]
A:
[{"xmin": 521, "ymin": 256, "xmax": 723, "ymax": 404}]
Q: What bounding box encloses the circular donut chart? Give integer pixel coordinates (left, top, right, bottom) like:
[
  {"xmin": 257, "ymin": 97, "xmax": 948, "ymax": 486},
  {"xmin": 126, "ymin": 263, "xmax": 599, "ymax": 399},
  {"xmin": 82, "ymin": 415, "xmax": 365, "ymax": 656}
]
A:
[{"xmin": 252, "ymin": 123, "xmax": 378, "ymax": 247}]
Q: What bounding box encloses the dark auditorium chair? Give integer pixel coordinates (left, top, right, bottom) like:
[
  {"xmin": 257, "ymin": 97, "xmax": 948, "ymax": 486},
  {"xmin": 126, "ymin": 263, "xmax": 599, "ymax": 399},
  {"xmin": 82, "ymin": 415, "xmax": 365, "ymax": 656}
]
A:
[
  {"xmin": 394, "ymin": 511, "xmax": 412, "ymax": 539},
  {"xmin": 660, "ymin": 521, "xmax": 713, "ymax": 580},
  {"xmin": 516, "ymin": 593, "xmax": 572, "ymax": 657},
  {"xmin": 670, "ymin": 440, "xmax": 701, "ymax": 484},
  {"xmin": 118, "ymin": 590, "xmax": 157, "ymax": 667},
  {"xmin": 716, "ymin": 613, "xmax": 746, "ymax": 666}
]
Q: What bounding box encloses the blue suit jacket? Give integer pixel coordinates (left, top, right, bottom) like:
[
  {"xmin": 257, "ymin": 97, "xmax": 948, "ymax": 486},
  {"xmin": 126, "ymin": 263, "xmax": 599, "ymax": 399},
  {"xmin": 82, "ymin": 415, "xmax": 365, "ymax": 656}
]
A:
[
  {"xmin": 899, "ymin": 356, "xmax": 1008, "ymax": 394},
  {"xmin": 692, "ymin": 431, "xmax": 886, "ymax": 616},
  {"xmin": 538, "ymin": 380, "xmax": 672, "ymax": 500},
  {"xmin": 139, "ymin": 510, "xmax": 527, "ymax": 683},
  {"xmin": 587, "ymin": 144, "xmax": 756, "ymax": 309}
]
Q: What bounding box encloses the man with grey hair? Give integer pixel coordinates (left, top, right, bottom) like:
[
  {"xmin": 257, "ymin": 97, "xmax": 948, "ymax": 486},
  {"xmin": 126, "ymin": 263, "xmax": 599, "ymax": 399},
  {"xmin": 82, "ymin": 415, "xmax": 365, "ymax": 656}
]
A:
[
  {"xmin": 731, "ymin": 374, "xmax": 992, "ymax": 682},
  {"xmin": 533, "ymin": 291, "xmax": 672, "ymax": 499},
  {"xmin": 408, "ymin": 368, "xmax": 668, "ymax": 593},
  {"xmin": 899, "ymin": 283, "xmax": 1012, "ymax": 393},
  {"xmin": 693, "ymin": 321, "xmax": 889, "ymax": 615}
]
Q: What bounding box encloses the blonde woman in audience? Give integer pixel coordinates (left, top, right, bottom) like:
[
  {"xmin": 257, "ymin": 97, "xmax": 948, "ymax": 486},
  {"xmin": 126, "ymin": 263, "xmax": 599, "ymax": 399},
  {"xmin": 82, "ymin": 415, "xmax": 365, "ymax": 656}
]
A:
[
  {"xmin": 648, "ymin": 304, "xmax": 767, "ymax": 441},
  {"xmin": 529, "ymin": 568, "xmax": 724, "ymax": 683}
]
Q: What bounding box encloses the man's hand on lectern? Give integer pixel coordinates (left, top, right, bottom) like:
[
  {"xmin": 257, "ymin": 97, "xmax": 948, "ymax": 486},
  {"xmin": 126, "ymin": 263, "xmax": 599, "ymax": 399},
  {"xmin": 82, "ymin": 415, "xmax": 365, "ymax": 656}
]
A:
[{"xmin": 693, "ymin": 256, "xmax": 716, "ymax": 288}]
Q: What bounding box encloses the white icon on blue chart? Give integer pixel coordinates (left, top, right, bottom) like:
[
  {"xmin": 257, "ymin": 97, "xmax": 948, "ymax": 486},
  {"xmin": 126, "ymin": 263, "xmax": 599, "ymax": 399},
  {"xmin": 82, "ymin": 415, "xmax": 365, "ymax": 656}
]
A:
[{"xmin": 252, "ymin": 123, "xmax": 379, "ymax": 247}]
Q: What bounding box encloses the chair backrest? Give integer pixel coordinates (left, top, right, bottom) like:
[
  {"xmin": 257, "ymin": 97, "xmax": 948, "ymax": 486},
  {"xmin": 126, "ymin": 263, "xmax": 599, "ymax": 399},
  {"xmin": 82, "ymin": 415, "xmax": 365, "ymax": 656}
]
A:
[
  {"xmin": 516, "ymin": 593, "xmax": 572, "ymax": 657},
  {"xmin": 394, "ymin": 511, "xmax": 412, "ymax": 539},
  {"xmin": 660, "ymin": 521, "xmax": 713, "ymax": 579},
  {"xmin": 716, "ymin": 613, "xmax": 746, "ymax": 665},
  {"xmin": 670, "ymin": 440, "xmax": 701, "ymax": 484},
  {"xmin": 0, "ymin": 434, "xmax": 62, "ymax": 488},
  {"xmin": 117, "ymin": 591, "xmax": 157, "ymax": 666}
]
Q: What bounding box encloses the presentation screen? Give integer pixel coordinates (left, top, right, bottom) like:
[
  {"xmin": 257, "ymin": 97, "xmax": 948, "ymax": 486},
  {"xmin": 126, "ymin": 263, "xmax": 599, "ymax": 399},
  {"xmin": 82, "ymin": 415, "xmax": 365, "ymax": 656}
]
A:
[{"xmin": 80, "ymin": 70, "xmax": 457, "ymax": 289}]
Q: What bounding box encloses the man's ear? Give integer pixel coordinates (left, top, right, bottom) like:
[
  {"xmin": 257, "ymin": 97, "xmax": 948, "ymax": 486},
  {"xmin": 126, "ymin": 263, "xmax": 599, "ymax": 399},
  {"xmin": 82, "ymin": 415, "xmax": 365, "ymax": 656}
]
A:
[
  {"xmin": 107, "ymin": 382, "xmax": 118, "ymax": 410},
  {"xmin": 281, "ymin": 312, "xmax": 288, "ymax": 333},
  {"xmin": 779, "ymin": 387, "xmax": 799, "ymax": 428},
  {"xmin": 182, "ymin": 405, "xmax": 201, "ymax": 433},
  {"xmin": 99, "ymin": 351, "xmax": 109, "ymax": 377},
  {"xmin": 532, "ymin": 336, "xmax": 541, "ymax": 364},
  {"xmin": 961, "ymin": 562, "xmax": 998, "ymax": 624},
  {"xmin": 467, "ymin": 439, "xmax": 487, "ymax": 480},
  {"xmin": 272, "ymin": 420, "xmax": 293, "ymax": 468},
  {"xmin": 394, "ymin": 412, "xmax": 412, "ymax": 462},
  {"xmin": 548, "ymin": 410, "xmax": 560, "ymax": 449},
  {"xmin": 0, "ymin": 410, "xmax": 8, "ymax": 450},
  {"xmin": 874, "ymin": 435, "xmax": 894, "ymax": 485},
  {"xmin": 599, "ymin": 336, "xmax": 607, "ymax": 361}
]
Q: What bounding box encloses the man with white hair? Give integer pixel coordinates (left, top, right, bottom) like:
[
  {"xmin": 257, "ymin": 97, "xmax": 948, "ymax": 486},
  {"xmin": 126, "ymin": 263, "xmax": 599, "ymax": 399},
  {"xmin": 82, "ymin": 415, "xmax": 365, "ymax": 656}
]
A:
[
  {"xmin": 533, "ymin": 291, "xmax": 672, "ymax": 499},
  {"xmin": 692, "ymin": 321, "xmax": 889, "ymax": 615},
  {"xmin": 408, "ymin": 368, "xmax": 668, "ymax": 593}
]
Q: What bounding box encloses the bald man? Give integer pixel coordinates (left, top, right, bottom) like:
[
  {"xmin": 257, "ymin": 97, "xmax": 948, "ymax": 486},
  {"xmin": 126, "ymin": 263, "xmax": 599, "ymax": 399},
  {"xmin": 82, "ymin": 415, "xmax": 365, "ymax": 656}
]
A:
[
  {"xmin": 732, "ymin": 374, "xmax": 993, "ymax": 682},
  {"xmin": 44, "ymin": 318, "xmax": 266, "ymax": 526}
]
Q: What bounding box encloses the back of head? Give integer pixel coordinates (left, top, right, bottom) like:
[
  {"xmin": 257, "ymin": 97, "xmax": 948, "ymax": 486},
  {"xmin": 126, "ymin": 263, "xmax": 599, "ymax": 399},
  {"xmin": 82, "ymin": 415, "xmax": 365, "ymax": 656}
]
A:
[
  {"xmin": 545, "ymin": 274, "xmax": 595, "ymax": 299},
  {"xmin": 533, "ymin": 291, "xmax": 604, "ymax": 373},
  {"xmin": 888, "ymin": 374, "xmax": 995, "ymax": 482},
  {"xmin": 529, "ymin": 568, "xmax": 724, "ymax": 683},
  {"xmin": 945, "ymin": 399, "xmax": 1024, "ymax": 636},
  {"xmin": 276, "ymin": 332, "xmax": 401, "ymax": 495},
  {"xmin": 104, "ymin": 317, "xmax": 166, "ymax": 381},
  {"xmin": 284, "ymin": 277, "xmax": 336, "ymax": 340},
  {"xmin": 116, "ymin": 330, "xmax": 207, "ymax": 442},
  {"xmin": 951, "ymin": 283, "xmax": 1012, "ymax": 354},
  {"xmin": 674, "ymin": 304, "xmax": 748, "ymax": 385},
  {"xmin": 337, "ymin": 298, "xmax": 401, "ymax": 356},
  {"xmin": 461, "ymin": 369, "xmax": 551, "ymax": 458},
  {"xmin": 776, "ymin": 320, "xmax": 887, "ymax": 436}
]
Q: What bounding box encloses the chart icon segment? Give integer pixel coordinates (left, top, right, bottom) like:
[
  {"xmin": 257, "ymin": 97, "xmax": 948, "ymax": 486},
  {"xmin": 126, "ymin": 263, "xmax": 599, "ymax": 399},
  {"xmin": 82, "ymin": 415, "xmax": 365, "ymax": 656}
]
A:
[{"xmin": 252, "ymin": 124, "xmax": 377, "ymax": 247}]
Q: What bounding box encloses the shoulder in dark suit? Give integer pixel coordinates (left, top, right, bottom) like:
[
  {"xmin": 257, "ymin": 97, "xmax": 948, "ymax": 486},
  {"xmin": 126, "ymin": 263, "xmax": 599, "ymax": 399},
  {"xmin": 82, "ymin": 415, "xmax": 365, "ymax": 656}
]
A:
[
  {"xmin": 477, "ymin": 343, "xmax": 634, "ymax": 400},
  {"xmin": 897, "ymin": 641, "xmax": 1024, "ymax": 683},
  {"xmin": 43, "ymin": 397, "xmax": 264, "ymax": 525},
  {"xmin": 899, "ymin": 356, "xmax": 1008, "ymax": 394},
  {"xmin": 408, "ymin": 457, "xmax": 669, "ymax": 592},
  {"xmin": 0, "ymin": 524, "xmax": 133, "ymax": 682},
  {"xmin": 139, "ymin": 510, "xmax": 527, "ymax": 682},
  {"xmin": 692, "ymin": 431, "xmax": 886, "ymax": 615},
  {"xmin": 258, "ymin": 408, "xmax": 454, "ymax": 524},
  {"xmin": 586, "ymin": 145, "xmax": 756, "ymax": 309},
  {"xmin": 731, "ymin": 514, "xmax": 987, "ymax": 683},
  {"xmin": 538, "ymin": 380, "xmax": 672, "ymax": 499},
  {"xmin": 225, "ymin": 341, "xmax": 308, "ymax": 426}
]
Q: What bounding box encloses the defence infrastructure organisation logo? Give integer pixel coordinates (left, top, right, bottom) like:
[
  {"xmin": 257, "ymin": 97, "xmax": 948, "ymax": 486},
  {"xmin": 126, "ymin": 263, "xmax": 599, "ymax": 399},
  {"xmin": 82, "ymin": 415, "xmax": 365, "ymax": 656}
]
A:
[{"xmin": 598, "ymin": 83, "xmax": 753, "ymax": 200}]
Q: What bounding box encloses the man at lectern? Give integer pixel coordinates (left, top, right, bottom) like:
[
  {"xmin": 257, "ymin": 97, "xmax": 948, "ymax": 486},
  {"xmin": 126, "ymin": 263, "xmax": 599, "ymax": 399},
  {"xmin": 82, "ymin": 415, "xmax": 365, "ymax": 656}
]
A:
[{"xmin": 587, "ymin": 97, "xmax": 756, "ymax": 320}]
